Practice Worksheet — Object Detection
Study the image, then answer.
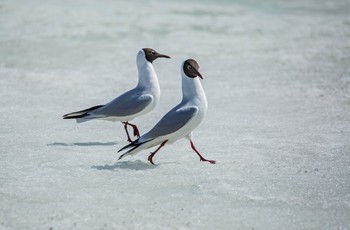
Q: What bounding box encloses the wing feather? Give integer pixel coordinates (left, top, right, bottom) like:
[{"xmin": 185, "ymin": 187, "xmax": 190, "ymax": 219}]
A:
[
  {"xmin": 144, "ymin": 106, "xmax": 198, "ymax": 140},
  {"xmin": 93, "ymin": 93, "xmax": 153, "ymax": 117}
]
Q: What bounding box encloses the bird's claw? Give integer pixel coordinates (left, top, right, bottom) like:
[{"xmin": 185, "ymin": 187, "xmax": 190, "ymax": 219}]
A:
[
  {"xmin": 133, "ymin": 127, "xmax": 140, "ymax": 138},
  {"xmin": 200, "ymin": 158, "xmax": 216, "ymax": 164},
  {"xmin": 148, "ymin": 154, "xmax": 155, "ymax": 165}
]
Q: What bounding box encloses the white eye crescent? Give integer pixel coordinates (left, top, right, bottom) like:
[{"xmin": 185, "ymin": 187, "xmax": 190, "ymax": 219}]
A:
[
  {"xmin": 187, "ymin": 65, "xmax": 192, "ymax": 70},
  {"xmin": 151, "ymin": 51, "xmax": 156, "ymax": 55}
]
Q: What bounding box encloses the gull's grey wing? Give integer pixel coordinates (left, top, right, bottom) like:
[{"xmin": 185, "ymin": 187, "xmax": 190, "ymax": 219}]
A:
[
  {"xmin": 93, "ymin": 92, "xmax": 153, "ymax": 117},
  {"xmin": 144, "ymin": 105, "xmax": 199, "ymax": 139}
]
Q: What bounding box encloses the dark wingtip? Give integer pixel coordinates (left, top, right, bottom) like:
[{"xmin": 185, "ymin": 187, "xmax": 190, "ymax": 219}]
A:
[
  {"xmin": 62, "ymin": 105, "xmax": 104, "ymax": 120},
  {"xmin": 62, "ymin": 114, "xmax": 81, "ymax": 119},
  {"xmin": 118, "ymin": 142, "xmax": 134, "ymax": 153},
  {"xmin": 118, "ymin": 154, "xmax": 125, "ymax": 160}
]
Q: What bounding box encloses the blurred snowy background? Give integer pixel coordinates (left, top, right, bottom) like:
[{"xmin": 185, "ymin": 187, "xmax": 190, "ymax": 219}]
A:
[{"xmin": 1, "ymin": 0, "xmax": 350, "ymax": 229}]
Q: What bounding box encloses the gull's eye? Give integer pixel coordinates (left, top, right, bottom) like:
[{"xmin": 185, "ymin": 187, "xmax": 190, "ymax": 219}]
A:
[
  {"xmin": 187, "ymin": 65, "xmax": 192, "ymax": 70},
  {"xmin": 151, "ymin": 51, "xmax": 156, "ymax": 55}
]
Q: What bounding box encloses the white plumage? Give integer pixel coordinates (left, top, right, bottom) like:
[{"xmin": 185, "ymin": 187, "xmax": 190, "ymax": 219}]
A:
[
  {"xmin": 118, "ymin": 59, "xmax": 216, "ymax": 164},
  {"xmin": 63, "ymin": 48, "xmax": 170, "ymax": 142}
]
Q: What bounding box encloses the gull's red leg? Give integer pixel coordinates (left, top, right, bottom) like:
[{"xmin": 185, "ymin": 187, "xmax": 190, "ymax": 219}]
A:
[
  {"xmin": 126, "ymin": 122, "xmax": 140, "ymax": 138},
  {"xmin": 190, "ymin": 141, "xmax": 216, "ymax": 164},
  {"xmin": 122, "ymin": 122, "xmax": 133, "ymax": 143},
  {"xmin": 148, "ymin": 140, "xmax": 168, "ymax": 165}
]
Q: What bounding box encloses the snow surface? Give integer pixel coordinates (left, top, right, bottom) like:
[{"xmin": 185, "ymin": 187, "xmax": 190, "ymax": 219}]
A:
[{"xmin": 1, "ymin": 0, "xmax": 350, "ymax": 229}]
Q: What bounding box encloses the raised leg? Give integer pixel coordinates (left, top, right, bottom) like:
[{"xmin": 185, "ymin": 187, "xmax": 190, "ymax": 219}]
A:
[
  {"xmin": 148, "ymin": 140, "xmax": 168, "ymax": 165},
  {"xmin": 126, "ymin": 122, "xmax": 140, "ymax": 138},
  {"xmin": 122, "ymin": 121, "xmax": 141, "ymax": 142},
  {"xmin": 190, "ymin": 141, "xmax": 216, "ymax": 164},
  {"xmin": 122, "ymin": 122, "xmax": 133, "ymax": 143}
]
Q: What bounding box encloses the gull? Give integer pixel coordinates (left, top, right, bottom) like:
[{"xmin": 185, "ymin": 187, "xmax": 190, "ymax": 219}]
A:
[
  {"xmin": 63, "ymin": 48, "xmax": 170, "ymax": 142},
  {"xmin": 118, "ymin": 58, "xmax": 216, "ymax": 164}
]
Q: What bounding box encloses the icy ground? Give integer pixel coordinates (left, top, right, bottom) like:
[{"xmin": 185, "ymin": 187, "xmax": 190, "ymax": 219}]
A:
[{"xmin": 1, "ymin": 0, "xmax": 350, "ymax": 229}]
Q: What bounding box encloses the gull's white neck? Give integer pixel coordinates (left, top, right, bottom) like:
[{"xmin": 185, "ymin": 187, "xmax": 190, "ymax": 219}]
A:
[
  {"xmin": 136, "ymin": 50, "xmax": 160, "ymax": 91},
  {"xmin": 181, "ymin": 71, "xmax": 208, "ymax": 111}
]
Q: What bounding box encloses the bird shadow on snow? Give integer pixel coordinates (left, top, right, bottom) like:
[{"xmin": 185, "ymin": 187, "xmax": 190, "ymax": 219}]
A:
[
  {"xmin": 91, "ymin": 160, "xmax": 158, "ymax": 171},
  {"xmin": 47, "ymin": 141, "xmax": 118, "ymax": 147}
]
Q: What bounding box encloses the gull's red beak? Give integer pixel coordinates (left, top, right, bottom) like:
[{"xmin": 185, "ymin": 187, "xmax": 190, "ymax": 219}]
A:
[
  {"xmin": 195, "ymin": 69, "xmax": 203, "ymax": 79},
  {"xmin": 157, "ymin": 53, "xmax": 171, "ymax": 59}
]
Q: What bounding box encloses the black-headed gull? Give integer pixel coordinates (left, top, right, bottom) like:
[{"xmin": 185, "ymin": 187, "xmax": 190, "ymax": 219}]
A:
[
  {"xmin": 118, "ymin": 59, "xmax": 216, "ymax": 164},
  {"xmin": 63, "ymin": 48, "xmax": 170, "ymax": 142}
]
